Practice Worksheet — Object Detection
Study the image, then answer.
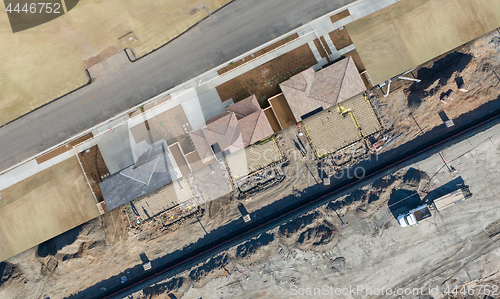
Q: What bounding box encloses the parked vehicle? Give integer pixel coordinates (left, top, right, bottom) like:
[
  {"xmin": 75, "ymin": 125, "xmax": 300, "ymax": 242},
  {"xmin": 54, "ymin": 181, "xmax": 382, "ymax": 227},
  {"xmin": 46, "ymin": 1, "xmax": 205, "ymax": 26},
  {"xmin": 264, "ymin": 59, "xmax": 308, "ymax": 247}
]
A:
[
  {"xmin": 397, "ymin": 185, "xmax": 472, "ymax": 227},
  {"xmin": 397, "ymin": 204, "xmax": 432, "ymax": 227}
]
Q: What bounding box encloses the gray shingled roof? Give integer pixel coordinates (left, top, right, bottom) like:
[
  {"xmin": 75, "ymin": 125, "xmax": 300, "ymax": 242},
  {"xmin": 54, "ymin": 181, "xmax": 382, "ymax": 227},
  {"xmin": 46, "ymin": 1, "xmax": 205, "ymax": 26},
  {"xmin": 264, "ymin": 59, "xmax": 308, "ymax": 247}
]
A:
[{"xmin": 100, "ymin": 140, "xmax": 178, "ymax": 211}]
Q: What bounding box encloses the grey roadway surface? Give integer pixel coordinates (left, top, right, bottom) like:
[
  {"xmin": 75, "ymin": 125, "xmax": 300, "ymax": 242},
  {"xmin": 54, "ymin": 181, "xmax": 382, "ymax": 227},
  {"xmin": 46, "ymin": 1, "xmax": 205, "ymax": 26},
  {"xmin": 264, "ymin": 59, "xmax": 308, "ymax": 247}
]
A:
[{"xmin": 0, "ymin": 0, "xmax": 355, "ymax": 173}]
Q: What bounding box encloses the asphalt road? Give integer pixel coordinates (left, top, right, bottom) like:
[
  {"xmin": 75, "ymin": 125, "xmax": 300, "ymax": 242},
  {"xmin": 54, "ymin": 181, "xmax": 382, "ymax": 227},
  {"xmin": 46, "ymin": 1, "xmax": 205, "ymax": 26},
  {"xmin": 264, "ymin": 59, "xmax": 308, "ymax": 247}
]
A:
[{"xmin": 0, "ymin": 0, "xmax": 355, "ymax": 173}]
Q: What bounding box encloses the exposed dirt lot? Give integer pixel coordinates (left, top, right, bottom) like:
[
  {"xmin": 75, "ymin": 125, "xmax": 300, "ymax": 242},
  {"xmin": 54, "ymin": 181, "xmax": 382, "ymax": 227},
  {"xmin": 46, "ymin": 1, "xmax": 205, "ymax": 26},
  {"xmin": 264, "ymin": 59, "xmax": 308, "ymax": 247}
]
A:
[
  {"xmin": 217, "ymin": 33, "xmax": 299, "ymax": 75},
  {"xmin": 370, "ymin": 30, "xmax": 500, "ymax": 152},
  {"xmin": 346, "ymin": 0, "xmax": 500, "ymax": 85},
  {"xmin": 144, "ymin": 132, "xmax": 500, "ymax": 299},
  {"xmin": 328, "ymin": 27, "xmax": 353, "ymax": 50},
  {"xmin": 0, "ymin": 207, "xmax": 130, "ymax": 299},
  {"xmin": 78, "ymin": 145, "xmax": 110, "ymax": 202},
  {"xmin": 0, "ymin": 157, "xmax": 100, "ymax": 262},
  {"xmin": 0, "ymin": 0, "xmax": 231, "ymax": 125},
  {"xmin": 215, "ymin": 44, "xmax": 317, "ymax": 106}
]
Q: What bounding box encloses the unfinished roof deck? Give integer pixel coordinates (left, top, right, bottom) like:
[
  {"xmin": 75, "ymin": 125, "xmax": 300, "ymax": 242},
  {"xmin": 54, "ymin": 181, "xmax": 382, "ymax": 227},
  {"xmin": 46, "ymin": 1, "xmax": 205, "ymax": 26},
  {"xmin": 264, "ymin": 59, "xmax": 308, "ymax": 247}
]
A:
[
  {"xmin": 226, "ymin": 138, "xmax": 282, "ymax": 179},
  {"xmin": 129, "ymin": 179, "xmax": 192, "ymax": 220},
  {"xmin": 303, "ymin": 94, "xmax": 381, "ymax": 157}
]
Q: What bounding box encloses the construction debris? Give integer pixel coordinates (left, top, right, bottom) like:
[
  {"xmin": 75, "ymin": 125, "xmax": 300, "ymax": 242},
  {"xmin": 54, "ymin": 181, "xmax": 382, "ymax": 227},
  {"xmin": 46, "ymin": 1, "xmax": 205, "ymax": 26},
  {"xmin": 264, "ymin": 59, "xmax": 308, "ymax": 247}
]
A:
[{"xmin": 459, "ymin": 83, "xmax": 470, "ymax": 92}]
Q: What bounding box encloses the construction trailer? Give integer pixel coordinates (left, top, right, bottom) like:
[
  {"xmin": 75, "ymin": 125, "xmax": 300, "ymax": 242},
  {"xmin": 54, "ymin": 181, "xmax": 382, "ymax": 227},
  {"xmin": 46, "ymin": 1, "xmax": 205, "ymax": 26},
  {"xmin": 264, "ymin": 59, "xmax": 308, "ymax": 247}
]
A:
[{"xmin": 431, "ymin": 185, "xmax": 472, "ymax": 211}]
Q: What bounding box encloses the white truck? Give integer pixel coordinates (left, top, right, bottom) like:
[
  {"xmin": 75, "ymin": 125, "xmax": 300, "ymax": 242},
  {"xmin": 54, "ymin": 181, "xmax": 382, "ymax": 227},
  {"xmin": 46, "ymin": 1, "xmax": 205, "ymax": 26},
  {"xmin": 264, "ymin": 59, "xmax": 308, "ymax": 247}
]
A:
[
  {"xmin": 397, "ymin": 185, "xmax": 472, "ymax": 227},
  {"xmin": 397, "ymin": 205, "xmax": 432, "ymax": 227}
]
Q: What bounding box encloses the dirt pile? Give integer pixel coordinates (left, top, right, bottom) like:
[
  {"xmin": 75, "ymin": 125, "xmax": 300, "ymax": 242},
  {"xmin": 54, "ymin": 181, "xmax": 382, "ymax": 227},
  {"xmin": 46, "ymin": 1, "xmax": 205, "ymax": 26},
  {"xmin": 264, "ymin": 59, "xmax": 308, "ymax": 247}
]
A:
[
  {"xmin": 406, "ymin": 52, "xmax": 473, "ymax": 108},
  {"xmin": 0, "ymin": 262, "xmax": 23, "ymax": 287},
  {"xmin": 278, "ymin": 210, "xmax": 340, "ymax": 250},
  {"xmin": 36, "ymin": 218, "xmax": 108, "ymax": 263},
  {"xmin": 138, "ymin": 167, "xmax": 432, "ymax": 298},
  {"xmin": 40, "ymin": 257, "xmax": 58, "ymax": 276}
]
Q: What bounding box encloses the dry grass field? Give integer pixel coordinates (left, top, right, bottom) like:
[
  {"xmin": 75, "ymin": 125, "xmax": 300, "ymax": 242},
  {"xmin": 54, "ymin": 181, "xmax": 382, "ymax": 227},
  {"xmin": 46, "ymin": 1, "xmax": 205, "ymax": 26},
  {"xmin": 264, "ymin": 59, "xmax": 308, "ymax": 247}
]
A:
[
  {"xmin": 0, "ymin": 157, "xmax": 100, "ymax": 262},
  {"xmin": 346, "ymin": 0, "xmax": 500, "ymax": 85},
  {"xmin": 0, "ymin": 0, "xmax": 231, "ymax": 125}
]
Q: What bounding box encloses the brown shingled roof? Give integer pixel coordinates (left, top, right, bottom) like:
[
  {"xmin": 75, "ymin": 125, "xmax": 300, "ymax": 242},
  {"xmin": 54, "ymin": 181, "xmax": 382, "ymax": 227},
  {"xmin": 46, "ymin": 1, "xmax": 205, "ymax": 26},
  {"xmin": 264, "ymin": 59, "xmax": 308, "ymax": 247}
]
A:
[
  {"xmin": 226, "ymin": 95, "xmax": 261, "ymax": 117},
  {"xmin": 189, "ymin": 95, "xmax": 273, "ymax": 163},
  {"xmin": 280, "ymin": 56, "xmax": 366, "ymax": 122},
  {"xmin": 189, "ymin": 128, "xmax": 214, "ymax": 163},
  {"xmin": 238, "ymin": 110, "xmax": 274, "ymax": 146}
]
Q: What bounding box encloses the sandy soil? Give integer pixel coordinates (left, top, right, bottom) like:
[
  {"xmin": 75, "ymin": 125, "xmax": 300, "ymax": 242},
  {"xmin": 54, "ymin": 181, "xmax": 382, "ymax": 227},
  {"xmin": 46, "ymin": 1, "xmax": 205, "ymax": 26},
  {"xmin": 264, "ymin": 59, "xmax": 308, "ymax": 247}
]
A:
[
  {"xmin": 0, "ymin": 0, "xmax": 231, "ymax": 125},
  {"xmin": 148, "ymin": 144, "xmax": 500, "ymax": 299},
  {"xmin": 144, "ymin": 168, "xmax": 434, "ymax": 298},
  {"xmin": 0, "ymin": 208, "xmax": 130, "ymax": 299},
  {"xmin": 0, "ymin": 157, "xmax": 100, "ymax": 262},
  {"xmin": 346, "ymin": 0, "xmax": 500, "ymax": 85},
  {"xmin": 371, "ymin": 30, "xmax": 500, "ymax": 152}
]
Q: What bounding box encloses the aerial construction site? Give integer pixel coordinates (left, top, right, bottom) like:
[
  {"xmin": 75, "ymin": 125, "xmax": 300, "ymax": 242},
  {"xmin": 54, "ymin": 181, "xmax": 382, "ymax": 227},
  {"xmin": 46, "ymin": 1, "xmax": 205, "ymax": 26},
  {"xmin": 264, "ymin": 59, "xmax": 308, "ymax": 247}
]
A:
[{"xmin": 0, "ymin": 0, "xmax": 500, "ymax": 298}]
